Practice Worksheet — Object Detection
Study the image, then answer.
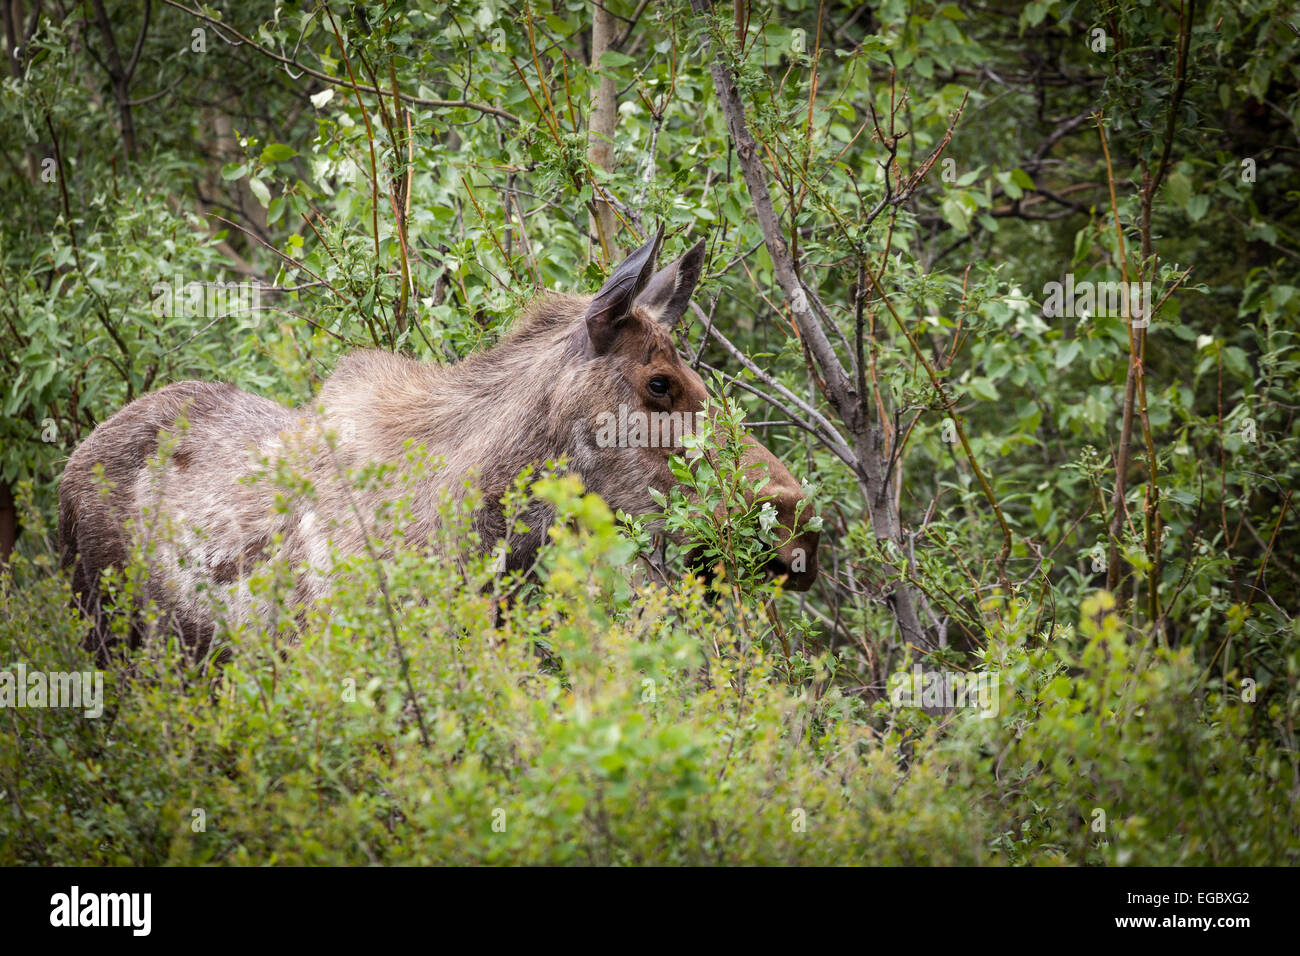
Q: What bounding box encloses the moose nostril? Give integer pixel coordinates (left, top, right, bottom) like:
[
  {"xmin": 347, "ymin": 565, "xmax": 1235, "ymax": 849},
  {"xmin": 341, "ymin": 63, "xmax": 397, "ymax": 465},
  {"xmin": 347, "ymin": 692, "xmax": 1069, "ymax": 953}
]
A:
[{"xmin": 767, "ymin": 557, "xmax": 790, "ymax": 578}]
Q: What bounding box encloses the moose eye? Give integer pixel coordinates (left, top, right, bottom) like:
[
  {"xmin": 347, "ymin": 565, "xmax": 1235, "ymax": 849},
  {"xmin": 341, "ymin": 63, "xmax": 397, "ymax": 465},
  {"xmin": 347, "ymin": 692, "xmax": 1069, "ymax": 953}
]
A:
[{"xmin": 647, "ymin": 376, "xmax": 671, "ymax": 398}]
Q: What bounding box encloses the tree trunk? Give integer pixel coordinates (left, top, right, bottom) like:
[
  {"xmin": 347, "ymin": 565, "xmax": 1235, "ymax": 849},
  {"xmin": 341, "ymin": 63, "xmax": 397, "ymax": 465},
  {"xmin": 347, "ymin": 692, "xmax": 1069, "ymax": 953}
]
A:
[
  {"xmin": 588, "ymin": 2, "xmax": 620, "ymax": 261},
  {"xmin": 854, "ymin": 422, "xmax": 930, "ymax": 649}
]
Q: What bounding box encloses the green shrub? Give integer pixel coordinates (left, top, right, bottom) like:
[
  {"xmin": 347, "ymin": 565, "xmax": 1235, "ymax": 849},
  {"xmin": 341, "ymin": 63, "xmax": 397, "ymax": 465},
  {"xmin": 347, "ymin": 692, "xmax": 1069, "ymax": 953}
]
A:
[{"xmin": 2, "ymin": 470, "xmax": 1294, "ymax": 865}]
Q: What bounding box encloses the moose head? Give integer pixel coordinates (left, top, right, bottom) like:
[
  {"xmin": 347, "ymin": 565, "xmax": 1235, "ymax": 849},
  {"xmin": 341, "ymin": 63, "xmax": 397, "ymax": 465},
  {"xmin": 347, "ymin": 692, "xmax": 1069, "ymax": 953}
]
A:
[{"xmin": 564, "ymin": 228, "xmax": 820, "ymax": 590}]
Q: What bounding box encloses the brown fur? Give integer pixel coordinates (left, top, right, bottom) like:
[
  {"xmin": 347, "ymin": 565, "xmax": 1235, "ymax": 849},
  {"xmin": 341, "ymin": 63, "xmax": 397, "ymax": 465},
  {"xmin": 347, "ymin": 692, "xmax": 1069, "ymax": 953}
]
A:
[{"xmin": 58, "ymin": 237, "xmax": 819, "ymax": 658}]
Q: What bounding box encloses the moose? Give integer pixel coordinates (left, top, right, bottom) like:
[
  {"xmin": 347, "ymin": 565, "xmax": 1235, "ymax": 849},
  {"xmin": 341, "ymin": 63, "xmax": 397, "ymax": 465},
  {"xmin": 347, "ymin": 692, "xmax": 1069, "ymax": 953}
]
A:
[{"xmin": 58, "ymin": 230, "xmax": 820, "ymax": 658}]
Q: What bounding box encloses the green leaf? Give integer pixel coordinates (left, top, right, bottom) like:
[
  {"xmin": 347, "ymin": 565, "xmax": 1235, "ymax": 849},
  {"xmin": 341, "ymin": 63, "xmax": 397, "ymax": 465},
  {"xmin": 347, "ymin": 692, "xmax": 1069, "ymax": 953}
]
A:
[
  {"xmin": 1010, "ymin": 168, "xmax": 1035, "ymax": 192},
  {"xmin": 260, "ymin": 144, "xmax": 298, "ymax": 164},
  {"xmin": 942, "ymin": 196, "xmax": 971, "ymax": 234},
  {"xmin": 967, "ymin": 377, "xmax": 1000, "ymax": 401},
  {"xmin": 248, "ymin": 177, "xmax": 271, "ymax": 207},
  {"xmin": 1055, "ymin": 339, "xmax": 1082, "ymax": 369},
  {"xmin": 598, "ymin": 50, "xmax": 635, "ymax": 69},
  {"xmin": 1166, "ymin": 171, "xmax": 1191, "ymax": 207}
]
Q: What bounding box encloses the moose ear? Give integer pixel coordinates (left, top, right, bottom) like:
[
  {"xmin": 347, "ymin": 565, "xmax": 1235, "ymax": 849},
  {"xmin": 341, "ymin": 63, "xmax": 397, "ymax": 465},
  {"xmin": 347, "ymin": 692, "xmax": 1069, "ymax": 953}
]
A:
[
  {"xmin": 634, "ymin": 239, "xmax": 706, "ymax": 329},
  {"xmin": 585, "ymin": 226, "xmax": 664, "ymax": 353}
]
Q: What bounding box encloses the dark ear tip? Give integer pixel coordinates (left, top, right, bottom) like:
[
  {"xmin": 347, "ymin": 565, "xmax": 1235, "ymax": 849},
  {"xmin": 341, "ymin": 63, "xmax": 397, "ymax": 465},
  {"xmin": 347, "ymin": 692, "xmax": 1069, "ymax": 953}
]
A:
[
  {"xmin": 681, "ymin": 239, "xmax": 707, "ymax": 276},
  {"xmin": 650, "ymin": 223, "xmax": 666, "ymax": 262},
  {"xmin": 630, "ymin": 224, "xmax": 664, "ymax": 272}
]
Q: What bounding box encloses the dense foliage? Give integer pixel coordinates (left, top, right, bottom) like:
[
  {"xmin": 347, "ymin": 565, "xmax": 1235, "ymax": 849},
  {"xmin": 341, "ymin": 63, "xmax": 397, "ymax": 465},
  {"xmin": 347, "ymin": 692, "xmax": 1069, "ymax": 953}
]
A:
[{"xmin": 1, "ymin": 0, "xmax": 1296, "ymax": 864}]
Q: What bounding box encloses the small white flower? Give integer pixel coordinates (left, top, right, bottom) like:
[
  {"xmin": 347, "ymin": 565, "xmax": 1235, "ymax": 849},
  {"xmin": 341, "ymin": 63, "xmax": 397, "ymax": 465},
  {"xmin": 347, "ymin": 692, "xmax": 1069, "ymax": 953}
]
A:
[{"xmin": 1006, "ymin": 286, "xmax": 1031, "ymax": 314}]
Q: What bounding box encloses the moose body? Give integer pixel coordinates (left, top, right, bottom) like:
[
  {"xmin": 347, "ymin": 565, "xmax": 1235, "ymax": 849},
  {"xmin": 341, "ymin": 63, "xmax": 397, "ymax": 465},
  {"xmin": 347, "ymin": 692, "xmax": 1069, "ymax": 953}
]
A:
[{"xmin": 59, "ymin": 233, "xmax": 819, "ymax": 657}]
